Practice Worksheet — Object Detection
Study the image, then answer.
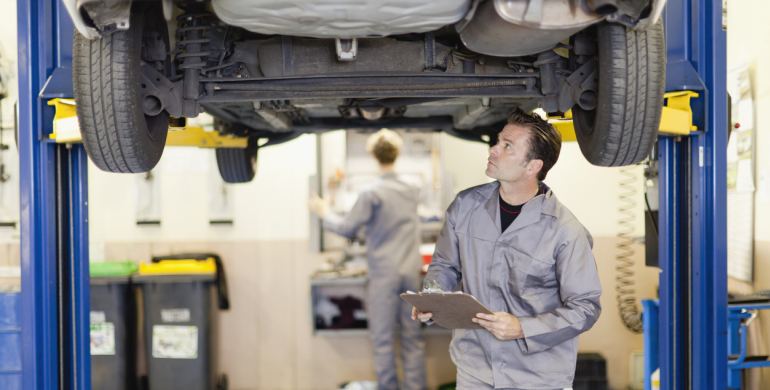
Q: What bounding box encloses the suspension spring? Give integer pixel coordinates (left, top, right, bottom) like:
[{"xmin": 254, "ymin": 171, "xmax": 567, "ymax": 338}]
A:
[
  {"xmin": 616, "ymin": 165, "xmax": 643, "ymax": 334},
  {"xmin": 174, "ymin": 1, "xmax": 213, "ymax": 72}
]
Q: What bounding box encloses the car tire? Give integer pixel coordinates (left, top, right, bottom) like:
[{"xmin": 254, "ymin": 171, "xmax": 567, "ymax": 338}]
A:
[
  {"xmin": 73, "ymin": 3, "xmax": 170, "ymax": 173},
  {"xmin": 572, "ymin": 21, "xmax": 665, "ymax": 167},
  {"xmin": 216, "ymin": 142, "xmax": 258, "ymax": 183}
]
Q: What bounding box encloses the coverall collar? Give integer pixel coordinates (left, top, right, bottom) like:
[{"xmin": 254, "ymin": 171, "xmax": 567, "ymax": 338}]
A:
[{"xmin": 478, "ymin": 181, "xmax": 557, "ymax": 235}]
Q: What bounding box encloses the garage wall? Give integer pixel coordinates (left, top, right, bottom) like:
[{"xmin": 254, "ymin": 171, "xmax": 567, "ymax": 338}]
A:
[{"xmin": 726, "ymin": 0, "xmax": 770, "ymax": 386}]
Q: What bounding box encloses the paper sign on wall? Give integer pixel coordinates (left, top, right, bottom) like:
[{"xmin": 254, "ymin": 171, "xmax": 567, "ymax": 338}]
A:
[{"xmin": 152, "ymin": 325, "xmax": 198, "ymax": 359}]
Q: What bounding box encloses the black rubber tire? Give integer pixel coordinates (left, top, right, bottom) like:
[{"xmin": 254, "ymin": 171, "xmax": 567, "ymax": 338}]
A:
[
  {"xmin": 73, "ymin": 3, "xmax": 170, "ymax": 173},
  {"xmin": 216, "ymin": 142, "xmax": 258, "ymax": 183},
  {"xmin": 573, "ymin": 21, "xmax": 665, "ymax": 167}
]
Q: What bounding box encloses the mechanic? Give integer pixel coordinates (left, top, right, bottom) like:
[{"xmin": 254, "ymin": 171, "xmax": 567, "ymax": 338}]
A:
[
  {"xmin": 412, "ymin": 108, "xmax": 602, "ymax": 390},
  {"xmin": 309, "ymin": 129, "xmax": 426, "ymax": 390}
]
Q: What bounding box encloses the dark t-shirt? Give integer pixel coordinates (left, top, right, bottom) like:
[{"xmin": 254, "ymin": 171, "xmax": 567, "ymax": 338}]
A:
[{"xmin": 500, "ymin": 185, "xmax": 546, "ymax": 232}]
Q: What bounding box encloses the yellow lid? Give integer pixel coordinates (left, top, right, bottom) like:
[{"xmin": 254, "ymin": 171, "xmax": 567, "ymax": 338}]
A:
[{"xmin": 138, "ymin": 258, "xmax": 216, "ymax": 275}]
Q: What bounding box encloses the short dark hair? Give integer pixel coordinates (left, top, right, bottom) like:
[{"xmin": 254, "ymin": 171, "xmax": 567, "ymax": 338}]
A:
[{"xmin": 506, "ymin": 108, "xmax": 562, "ymax": 181}]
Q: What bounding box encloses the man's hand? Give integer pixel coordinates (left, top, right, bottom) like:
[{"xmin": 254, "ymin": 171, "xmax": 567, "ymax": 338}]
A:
[
  {"xmin": 473, "ymin": 312, "xmax": 524, "ymax": 340},
  {"xmin": 411, "ymin": 307, "xmax": 433, "ymax": 323},
  {"xmin": 307, "ymin": 191, "xmax": 330, "ymax": 218}
]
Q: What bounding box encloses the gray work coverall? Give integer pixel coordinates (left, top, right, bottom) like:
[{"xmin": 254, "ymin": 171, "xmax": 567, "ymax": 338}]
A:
[
  {"xmin": 425, "ymin": 181, "xmax": 602, "ymax": 390},
  {"xmin": 324, "ymin": 172, "xmax": 426, "ymax": 390}
]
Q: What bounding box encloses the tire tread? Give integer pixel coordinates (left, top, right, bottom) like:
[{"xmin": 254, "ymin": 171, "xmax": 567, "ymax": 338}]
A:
[
  {"xmin": 574, "ymin": 21, "xmax": 665, "ymax": 167},
  {"xmin": 73, "ymin": 4, "xmax": 168, "ymax": 174}
]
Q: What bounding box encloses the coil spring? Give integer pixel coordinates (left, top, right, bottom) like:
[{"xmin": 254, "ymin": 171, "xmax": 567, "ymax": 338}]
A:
[
  {"xmin": 616, "ymin": 165, "xmax": 643, "ymax": 334},
  {"xmin": 172, "ymin": 1, "xmax": 213, "ymax": 71}
]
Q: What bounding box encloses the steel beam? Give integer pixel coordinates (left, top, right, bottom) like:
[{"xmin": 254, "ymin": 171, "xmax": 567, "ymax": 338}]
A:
[
  {"xmin": 19, "ymin": 0, "xmax": 90, "ymax": 389},
  {"xmin": 658, "ymin": 0, "xmax": 727, "ymax": 389}
]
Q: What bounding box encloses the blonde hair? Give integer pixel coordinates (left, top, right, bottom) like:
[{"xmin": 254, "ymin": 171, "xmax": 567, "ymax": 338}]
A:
[{"xmin": 366, "ymin": 129, "xmax": 402, "ymax": 165}]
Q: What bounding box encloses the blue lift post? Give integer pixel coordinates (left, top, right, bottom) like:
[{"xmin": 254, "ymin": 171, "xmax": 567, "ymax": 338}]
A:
[
  {"xmin": 18, "ymin": 1, "xmax": 91, "ymax": 390},
  {"xmin": 658, "ymin": 0, "xmax": 727, "ymax": 389}
]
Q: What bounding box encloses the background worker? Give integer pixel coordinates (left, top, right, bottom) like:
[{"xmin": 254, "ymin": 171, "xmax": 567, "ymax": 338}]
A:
[
  {"xmin": 309, "ymin": 129, "xmax": 426, "ymax": 390},
  {"xmin": 412, "ymin": 109, "xmax": 602, "ymax": 390}
]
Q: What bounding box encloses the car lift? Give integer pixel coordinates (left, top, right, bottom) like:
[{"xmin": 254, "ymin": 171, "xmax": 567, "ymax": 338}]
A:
[{"xmin": 18, "ymin": 0, "xmax": 727, "ymax": 389}]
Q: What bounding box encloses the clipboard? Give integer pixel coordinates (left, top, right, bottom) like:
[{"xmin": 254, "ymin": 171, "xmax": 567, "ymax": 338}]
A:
[{"xmin": 400, "ymin": 292, "xmax": 493, "ymax": 329}]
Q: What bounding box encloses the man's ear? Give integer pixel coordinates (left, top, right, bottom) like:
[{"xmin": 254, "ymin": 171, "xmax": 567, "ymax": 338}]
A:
[{"xmin": 527, "ymin": 159, "xmax": 544, "ymax": 178}]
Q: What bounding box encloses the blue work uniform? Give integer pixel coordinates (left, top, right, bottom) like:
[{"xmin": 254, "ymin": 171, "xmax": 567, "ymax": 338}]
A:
[
  {"xmin": 324, "ymin": 172, "xmax": 426, "ymax": 390},
  {"xmin": 426, "ymin": 181, "xmax": 601, "ymax": 390}
]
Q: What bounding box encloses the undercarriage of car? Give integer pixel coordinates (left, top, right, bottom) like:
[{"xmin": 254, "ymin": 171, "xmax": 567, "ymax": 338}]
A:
[{"xmin": 69, "ymin": 0, "xmax": 666, "ymax": 182}]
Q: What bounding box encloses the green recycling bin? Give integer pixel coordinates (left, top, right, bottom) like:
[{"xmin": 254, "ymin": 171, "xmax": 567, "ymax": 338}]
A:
[
  {"xmin": 133, "ymin": 253, "xmax": 230, "ymax": 390},
  {"xmin": 90, "ymin": 261, "xmax": 140, "ymax": 390}
]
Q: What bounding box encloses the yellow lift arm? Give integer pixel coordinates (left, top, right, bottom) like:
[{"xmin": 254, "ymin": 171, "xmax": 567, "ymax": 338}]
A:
[
  {"xmin": 547, "ymin": 90, "xmax": 699, "ymax": 141},
  {"xmin": 47, "ymin": 98, "xmax": 247, "ymax": 148}
]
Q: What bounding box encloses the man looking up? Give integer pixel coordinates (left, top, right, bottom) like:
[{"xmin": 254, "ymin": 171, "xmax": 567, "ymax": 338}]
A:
[
  {"xmin": 412, "ymin": 108, "xmax": 602, "ymax": 390},
  {"xmin": 310, "ymin": 129, "xmax": 425, "ymax": 390}
]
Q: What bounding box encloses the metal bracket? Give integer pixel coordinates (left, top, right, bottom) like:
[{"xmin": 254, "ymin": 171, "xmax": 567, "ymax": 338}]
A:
[
  {"xmin": 140, "ymin": 64, "xmax": 183, "ymax": 119},
  {"xmin": 252, "ymin": 102, "xmax": 292, "ymax": 131},
  {"xmin": 557, "ymin": 58, "xmax": 597, "ymax": 112},
  {"xmin": 335, "ymin": 38, "xmax": 358, "ymax": 61},
  {"xmin": 659, "ymin": 91, "xmax": 700, "ymax": 135}
]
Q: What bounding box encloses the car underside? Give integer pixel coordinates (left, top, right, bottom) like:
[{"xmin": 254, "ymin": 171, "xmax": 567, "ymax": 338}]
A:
[{"xmin": 66, "ymin": 0, "xmax": 667, "ymax": 183}]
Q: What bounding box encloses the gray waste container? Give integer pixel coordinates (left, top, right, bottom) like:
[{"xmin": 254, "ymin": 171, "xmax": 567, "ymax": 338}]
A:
[
  {"xmin": 90, "ymin": 262, "xmax": 139, "ymax": 390},
  {"xmin": 133, "ymin": 254, "xmax": 229, "ymax": 390}
]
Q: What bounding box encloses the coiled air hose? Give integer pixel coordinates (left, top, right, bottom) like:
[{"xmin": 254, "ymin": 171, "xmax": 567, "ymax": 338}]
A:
[{"xmin": 616, "ymin": 165, "xmax": 643, "ymax": 333}]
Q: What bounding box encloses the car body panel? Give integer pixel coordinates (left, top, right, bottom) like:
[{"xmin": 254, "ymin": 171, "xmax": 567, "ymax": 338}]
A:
[
  {"xmin": 210, "ymin": 0, "xmax": 471, "ymax": 39},
  {"xmin": 494, "ymin": 0, "xmax": 603, "ymax": 30}
]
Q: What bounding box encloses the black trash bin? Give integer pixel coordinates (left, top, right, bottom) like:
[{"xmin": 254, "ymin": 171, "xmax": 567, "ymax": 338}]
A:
[
  {"xmin": 89, "ymin": 261, "xmax": 140, "ymax": 390},
  {"xmin": 133, "ymin": 254, "xmax": 229, "ymax": 390}
]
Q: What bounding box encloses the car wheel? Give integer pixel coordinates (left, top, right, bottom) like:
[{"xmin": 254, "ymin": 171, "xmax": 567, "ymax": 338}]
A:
[
  {"xmin": 73, "ymin": 2, "xmax": 170, "ymax": 173},
  {"xmin": 215, "ymin": 141, "xmax": 258, "ymax": 183},
  {"xmin": 572, "ymin": 21, "xmax": 665, "ymax": 167}
]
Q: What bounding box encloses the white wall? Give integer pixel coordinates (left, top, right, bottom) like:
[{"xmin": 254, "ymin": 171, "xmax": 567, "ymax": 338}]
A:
[
  {"xmin": 88, "ymin": 134, "xmax": 318, "ymax": 244},
  {"xmin": 727, "ymin": 0, "xmax": 770, "ymax": 242}
]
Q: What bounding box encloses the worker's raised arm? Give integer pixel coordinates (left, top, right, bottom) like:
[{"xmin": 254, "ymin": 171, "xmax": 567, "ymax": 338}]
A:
[
  {"xmin": 515, "ymin": 226, "xmax": 602, "ymax": 355},
  {"xmin": 424, "ymin": 197, "xmax": 462, "ymax": 293},
  {"xmin": 322, "ymin": 190, "xmax": 376, "ymax": 239}
]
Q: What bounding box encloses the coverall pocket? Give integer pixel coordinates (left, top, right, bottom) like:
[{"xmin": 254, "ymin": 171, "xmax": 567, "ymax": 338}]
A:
[
  {"xmin": 503, "ymin": 247, "xmax": 553, "ymax": 293},
  {"xmin": 526, "ymin": 339, "xmax": 575, "ymax": 373}
]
